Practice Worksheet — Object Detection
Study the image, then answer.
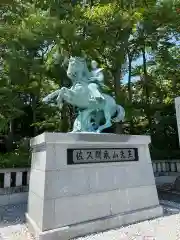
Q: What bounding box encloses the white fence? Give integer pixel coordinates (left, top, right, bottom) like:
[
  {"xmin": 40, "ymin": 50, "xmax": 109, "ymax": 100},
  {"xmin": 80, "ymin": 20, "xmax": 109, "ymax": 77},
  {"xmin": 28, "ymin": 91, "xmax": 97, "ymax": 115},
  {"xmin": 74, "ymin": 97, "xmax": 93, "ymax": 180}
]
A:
[
  {"xmin": 0, "ymin": 168, "xmax": 30, "ymax": 189},
  {"xmin": 152, "ymin": 160, "xmax": 180, "ymax": 189},
  {"xmin": 0, "ymin": 168, "xmax": 30, "ymax": 206},
  {"xmin": 152, "ymin": 160, "xmax": 180, "ymax": 176},
  {"xmin": 0, "ymin": 161, "xmax": 180, "ymax": 206}
]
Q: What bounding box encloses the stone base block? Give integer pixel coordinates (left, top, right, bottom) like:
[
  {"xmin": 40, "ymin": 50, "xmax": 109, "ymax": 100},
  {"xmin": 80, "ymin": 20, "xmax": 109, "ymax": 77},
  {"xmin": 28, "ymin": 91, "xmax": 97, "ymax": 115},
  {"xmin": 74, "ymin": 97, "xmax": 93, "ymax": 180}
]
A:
[
  {"xmin": 26, "ymin": 133, "xmax": 163, "ymax": 240},
  {"xmin": 26, "ymin": 205, "xmax": 163, "ymax": 240}
]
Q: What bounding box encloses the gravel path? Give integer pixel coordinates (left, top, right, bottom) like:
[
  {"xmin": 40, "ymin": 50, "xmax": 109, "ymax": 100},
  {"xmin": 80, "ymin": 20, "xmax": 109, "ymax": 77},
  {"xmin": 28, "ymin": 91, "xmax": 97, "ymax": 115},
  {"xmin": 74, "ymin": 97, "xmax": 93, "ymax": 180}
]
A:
[{"xmin": 0, "ymin": 201, "xmax": 180, "ymax": 240}]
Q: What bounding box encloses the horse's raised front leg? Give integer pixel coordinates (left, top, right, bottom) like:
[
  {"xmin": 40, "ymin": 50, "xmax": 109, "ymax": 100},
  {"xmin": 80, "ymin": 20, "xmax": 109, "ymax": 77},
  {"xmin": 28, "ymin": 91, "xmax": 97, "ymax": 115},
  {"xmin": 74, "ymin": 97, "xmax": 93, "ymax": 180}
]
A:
[
  {"xmin": 42, "ymin": 89, "xmax": 60, "ymax": 106},
  {"xmin": 56, "ymin": 87, "xmax": 66, "ymax": 109},
  {"xmin": 57, "ymin": 87, "xmax": 76, "ymax": 109}
]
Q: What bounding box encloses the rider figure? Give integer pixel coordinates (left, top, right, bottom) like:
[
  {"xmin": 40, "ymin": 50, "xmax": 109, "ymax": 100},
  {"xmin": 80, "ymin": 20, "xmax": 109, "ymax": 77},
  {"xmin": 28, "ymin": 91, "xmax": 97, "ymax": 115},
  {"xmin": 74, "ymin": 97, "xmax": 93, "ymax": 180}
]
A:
[
  {"xmin": 88, "ymin": 60, "xmax": 105, "ymax": 102},
  {"xmin": 90, "ymin": 60, "xmax": 104, "ymax": 87}
]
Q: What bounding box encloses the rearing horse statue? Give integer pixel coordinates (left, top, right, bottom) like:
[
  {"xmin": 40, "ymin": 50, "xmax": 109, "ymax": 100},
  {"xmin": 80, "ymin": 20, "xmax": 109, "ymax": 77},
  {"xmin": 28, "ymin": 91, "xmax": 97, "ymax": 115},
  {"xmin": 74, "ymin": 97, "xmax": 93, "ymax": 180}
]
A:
[{"xmin": 42, "ymin": 56, "xmax": 125, "ymax": 133}]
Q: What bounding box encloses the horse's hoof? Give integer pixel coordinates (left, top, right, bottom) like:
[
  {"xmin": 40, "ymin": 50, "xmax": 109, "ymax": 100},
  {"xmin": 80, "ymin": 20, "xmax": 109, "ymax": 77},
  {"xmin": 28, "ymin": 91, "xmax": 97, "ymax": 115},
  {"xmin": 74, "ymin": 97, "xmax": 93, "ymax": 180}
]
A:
[{"xmin": 96, "ymin": 130, "xmax": 101, "ymax": 133}]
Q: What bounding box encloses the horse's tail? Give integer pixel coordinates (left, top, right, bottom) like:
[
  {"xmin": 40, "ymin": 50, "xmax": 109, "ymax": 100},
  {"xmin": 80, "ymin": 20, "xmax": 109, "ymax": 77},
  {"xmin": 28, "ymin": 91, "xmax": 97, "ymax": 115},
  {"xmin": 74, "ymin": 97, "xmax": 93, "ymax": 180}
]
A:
[
  {"xmin": 42, "ymin": 89, "xmax": 60, "ymax": 104},
  {"xmin": 112, "ymin": 105, "xmax": 125, "ymax": 123}
]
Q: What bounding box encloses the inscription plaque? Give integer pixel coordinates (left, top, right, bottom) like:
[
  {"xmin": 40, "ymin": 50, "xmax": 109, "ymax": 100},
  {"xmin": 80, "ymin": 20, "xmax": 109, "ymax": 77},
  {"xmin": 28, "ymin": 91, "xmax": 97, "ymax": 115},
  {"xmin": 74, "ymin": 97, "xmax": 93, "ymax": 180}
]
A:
[{"xmin": 67, "ymin": 148, "xmax": 138, "ymax": 165}]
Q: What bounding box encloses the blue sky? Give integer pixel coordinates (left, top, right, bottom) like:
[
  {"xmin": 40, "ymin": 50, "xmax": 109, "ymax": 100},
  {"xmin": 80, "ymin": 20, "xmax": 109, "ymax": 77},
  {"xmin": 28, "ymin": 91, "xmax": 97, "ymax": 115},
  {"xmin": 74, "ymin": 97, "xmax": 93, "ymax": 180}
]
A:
[
  {"xmin": 122, "ymin": 36, "xmax": 180, "ymax": 84},
  {"xmin": 122, "ymin": 56, "xmax": 143, "ymax": 83}
]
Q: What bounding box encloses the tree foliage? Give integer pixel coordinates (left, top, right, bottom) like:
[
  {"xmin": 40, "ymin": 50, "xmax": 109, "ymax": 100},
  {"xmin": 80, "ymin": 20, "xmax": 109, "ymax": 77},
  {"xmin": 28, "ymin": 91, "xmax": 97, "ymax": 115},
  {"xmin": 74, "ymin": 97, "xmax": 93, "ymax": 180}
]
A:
[{"xmin": 0, "ymin": 0, "xmax": 180, "ymax": 164}]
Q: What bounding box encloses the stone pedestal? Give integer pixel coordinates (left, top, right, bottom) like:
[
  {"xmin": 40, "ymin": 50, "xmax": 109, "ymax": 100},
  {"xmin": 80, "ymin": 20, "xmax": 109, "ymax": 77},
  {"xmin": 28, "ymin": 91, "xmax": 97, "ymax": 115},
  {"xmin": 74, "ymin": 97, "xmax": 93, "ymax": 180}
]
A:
[{"xmin": 26, "ymin": 133, "xmax": 163, "ymax": 240}]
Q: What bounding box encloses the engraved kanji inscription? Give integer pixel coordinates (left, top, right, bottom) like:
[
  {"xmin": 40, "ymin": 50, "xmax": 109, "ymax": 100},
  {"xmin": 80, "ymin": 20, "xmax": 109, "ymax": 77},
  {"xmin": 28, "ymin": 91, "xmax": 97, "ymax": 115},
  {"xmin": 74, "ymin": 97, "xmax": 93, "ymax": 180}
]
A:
[
  {"xmin": 103, "ymin": 150, "xmax": 110, "ymax": 160},
  {"xmin": 120, "ymin": 150, "xmax": 126, "ymax": 159},
  {"xmin": 113, "ymin": 151, "xmax": 119, "ymax": 159},
  {"xmin": 68, "ymin": 148, "xmax": 138, "ymax": 164},
  {"xmin": 75, "ymin": 150, "xmax": 84, "ymax": 161},
  {"xmin": 86, "ymin": 151, "xmax": 93, "ymax": 160},
  {"xmin": 95, "ymin": 150, "xmax": 102, "ymax": 159}
]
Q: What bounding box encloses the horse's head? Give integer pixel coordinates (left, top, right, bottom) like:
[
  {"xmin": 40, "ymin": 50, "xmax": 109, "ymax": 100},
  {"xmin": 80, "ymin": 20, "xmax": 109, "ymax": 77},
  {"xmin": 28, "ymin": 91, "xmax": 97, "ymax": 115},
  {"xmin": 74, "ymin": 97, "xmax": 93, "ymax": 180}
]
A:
[{"xmin": 67, "ymin": 56, "xmax": 90, "ymax": 83}]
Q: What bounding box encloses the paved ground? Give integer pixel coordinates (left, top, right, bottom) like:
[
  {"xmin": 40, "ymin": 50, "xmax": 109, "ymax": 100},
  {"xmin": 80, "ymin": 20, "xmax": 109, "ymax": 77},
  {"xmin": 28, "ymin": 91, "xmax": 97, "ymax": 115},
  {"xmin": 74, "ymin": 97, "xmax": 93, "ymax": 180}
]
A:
[
  {"xmin": 0, "ymin": 200, "xmax": 180, "ymax": 240},
  {"xmin": 0, "ymin": 203, "xmax": 34, "ymax": 240}
]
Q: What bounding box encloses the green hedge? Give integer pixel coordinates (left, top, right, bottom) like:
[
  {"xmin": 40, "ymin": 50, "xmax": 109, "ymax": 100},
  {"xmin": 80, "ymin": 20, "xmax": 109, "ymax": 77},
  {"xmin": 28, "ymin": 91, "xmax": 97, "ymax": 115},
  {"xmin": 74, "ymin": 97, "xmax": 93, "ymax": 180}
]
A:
[
  {"xmin": 0, "ymin": 137, "xmax": 31, "ymax": 169},
  {"xmin": 150, "ymin": 147, "xmax": 180, "ymax": 160},
  {"xmin": 0, "ymin": 151, "xmax": 30, "ymax": 168}
]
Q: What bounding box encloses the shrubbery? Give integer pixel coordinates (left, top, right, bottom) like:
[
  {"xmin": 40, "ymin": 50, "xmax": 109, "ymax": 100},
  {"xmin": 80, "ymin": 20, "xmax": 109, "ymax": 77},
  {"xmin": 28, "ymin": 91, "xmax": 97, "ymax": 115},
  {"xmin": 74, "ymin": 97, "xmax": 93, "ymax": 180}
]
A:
[
  {"xmin": 0, "ymin": 138, "xmax": 30, "ymax": 168},
  {"xmin": 0, "ymin": 151, "xmax": 30, "ymax": 168},
  {"xmin": 150, "ymin": 147, "xmax": 180, "ymax": 160}
]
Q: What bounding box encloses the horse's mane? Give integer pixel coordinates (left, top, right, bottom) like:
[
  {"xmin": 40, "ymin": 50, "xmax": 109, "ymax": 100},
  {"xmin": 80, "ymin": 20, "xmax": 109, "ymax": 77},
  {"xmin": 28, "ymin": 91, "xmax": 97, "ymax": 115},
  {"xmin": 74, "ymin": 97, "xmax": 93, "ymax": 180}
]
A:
[{"xmin": 69, "ymin": 56, "xmax": 91, "ymax": 81}]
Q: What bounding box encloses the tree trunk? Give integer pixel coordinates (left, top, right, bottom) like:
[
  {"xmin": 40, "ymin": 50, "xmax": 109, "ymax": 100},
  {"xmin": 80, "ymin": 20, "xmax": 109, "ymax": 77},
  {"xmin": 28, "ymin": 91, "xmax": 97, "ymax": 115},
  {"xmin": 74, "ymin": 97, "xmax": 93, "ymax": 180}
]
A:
[
  {"xmin": 112, "ymin": 68, "xmax": 123, "ymax": 134},
  {"xmin": 127, "ymin": 51, "xmax": 134, "ymax": 133},
  {"xmin": 127, "ymin": 58, "xmax": 132, "ymax": 102},
  {"xmin": 142, "ymin": 43, "xmax": 152, "ymax": 133},
  {"xmin": 6, "ymin": 120, "xmax": 14, "ymax": 152},
  {"xmin": 31, "ymin": 94, "xmax": 37, "ymax": 137},
  {"xmin": 60, "ymin": 104, "xmax": 69, "ymax": 132},
  {"xmin": 113, "ymin": 68, "xmax": 121, "ymax": 103}
]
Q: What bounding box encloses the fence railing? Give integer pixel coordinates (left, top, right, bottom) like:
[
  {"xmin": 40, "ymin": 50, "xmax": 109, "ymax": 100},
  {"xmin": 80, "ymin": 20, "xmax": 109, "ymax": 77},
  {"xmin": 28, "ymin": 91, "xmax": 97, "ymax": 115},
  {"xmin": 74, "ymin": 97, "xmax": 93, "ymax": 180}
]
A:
[
  {"xmin": 0, "ymin": 161, "xmax": 179, "ymax": 205},
  {"xmin": 0, "ymin": 168, "xmax": 30, "ymax": 206},
  {"xmin": 152, "ymin": 160, "xmax": 180, "ymax": 175},
  {"xmin": 0, "ymin": 162, "xmax": 180, "ymax": 190},
  {"xmin": 0, "ymin": 168, "xmax": 30, "ymax": 189}
]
